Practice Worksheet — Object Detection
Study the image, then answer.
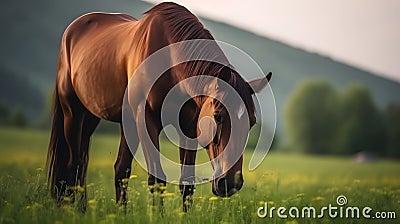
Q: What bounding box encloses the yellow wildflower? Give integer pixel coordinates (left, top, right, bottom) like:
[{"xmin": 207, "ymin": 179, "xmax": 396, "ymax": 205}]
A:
[
  {"xmin": 268, "ymin": 201, "xmax": 274, "ymax": 206},
  {"xmin": 209, "ymin": 196, "xmax": 218, "ymax": 201},
  {"xmin": 121, "ymin": 178, "xmax": 129, "ymax": 184},
  {"xmin": 312, "ymin": 196, "xmax": 325, "ymax": 201},
  {"xmin": 161, "ymin": 192, "xmax": 174, "ymax": 197},
  {"xmin": 88, "ymin": 199, "xmax": 97, "ymax": 208},
  {"xmin": 107, "ymin": 214, "xmax": 117, "ymax": 219}
]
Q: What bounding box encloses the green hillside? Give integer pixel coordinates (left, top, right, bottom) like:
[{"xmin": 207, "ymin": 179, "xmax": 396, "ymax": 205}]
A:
[{"xmin": 1, "ymin": 0, "xmax": 399, "ymax": 135}]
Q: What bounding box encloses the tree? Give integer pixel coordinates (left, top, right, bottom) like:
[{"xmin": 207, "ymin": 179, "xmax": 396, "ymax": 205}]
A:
[
  {"xmin": 246, "ymin": 123, "xmax": 279, "ymax": 151},
  {"xmin": 335, "ymin": 84, "xmax": 386, "ymax": 155},
  {"xmin": 285, "ymin": 80, "xmax": 338, "ymax": 154},
  {"xmin": 0, "ymin": 101, "xmax": 9, "ymax": 125},
  {"xmin": 8, "ymin": 108, "xmax": 28, "ymax": 127},
  {"xmin": 384, "ymin": 104, "xmax": 400, "ymax": 158}
]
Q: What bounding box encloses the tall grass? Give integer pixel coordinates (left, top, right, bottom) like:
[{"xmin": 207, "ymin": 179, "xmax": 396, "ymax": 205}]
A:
[{"xmin": 0, "ymin": 128, "xmax": 399, "ymax": 223}]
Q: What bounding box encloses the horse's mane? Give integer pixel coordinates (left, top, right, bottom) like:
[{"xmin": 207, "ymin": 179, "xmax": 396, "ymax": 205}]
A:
[
  {"xmin": 145, "ymin": 2, "xmax": 228, "ymax": 77},
  {"xmin": 218, "ymin": 70, "xmax": 256, "ymax": 118},
  {"xmin": 145, "ymin": 2, "xmax": 213, "ymax": 41},
  {"xmin": 145, "ymin": 3, "xmax": 255, "ymax": 116}
]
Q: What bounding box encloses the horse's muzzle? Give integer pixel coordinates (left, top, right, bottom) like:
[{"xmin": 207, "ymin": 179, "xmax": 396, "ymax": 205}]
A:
[{"xmin": 212, "ymin": 171, "xmax": 243, "ymax": 197}]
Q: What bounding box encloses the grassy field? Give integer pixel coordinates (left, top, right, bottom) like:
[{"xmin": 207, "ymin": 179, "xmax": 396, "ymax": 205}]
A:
[{"xmin": 0, "ymin": 127, "xmax": 399, "ymax": 223}]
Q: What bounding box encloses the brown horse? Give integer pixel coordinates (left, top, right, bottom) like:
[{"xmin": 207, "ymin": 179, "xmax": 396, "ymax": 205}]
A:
[{"xmin": 47, "ymin": 2, "xmax": 271, "ymax": 211}]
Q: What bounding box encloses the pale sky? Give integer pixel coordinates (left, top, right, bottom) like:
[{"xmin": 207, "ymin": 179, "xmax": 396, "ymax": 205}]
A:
[{"xmin": 145, "ymin": 0, "xmax": 400, "ymax": 82}]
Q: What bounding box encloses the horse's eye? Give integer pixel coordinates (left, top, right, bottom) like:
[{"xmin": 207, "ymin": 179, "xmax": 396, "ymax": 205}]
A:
[{"xmin": 213, "ymin": 112, "xmax": 223, "ymax": 123}]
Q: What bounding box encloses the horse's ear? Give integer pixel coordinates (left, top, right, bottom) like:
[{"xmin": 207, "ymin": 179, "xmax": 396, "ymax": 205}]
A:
[{"xmin": 248, "ymin": 72, "xmax": 272, "ymax": 94}]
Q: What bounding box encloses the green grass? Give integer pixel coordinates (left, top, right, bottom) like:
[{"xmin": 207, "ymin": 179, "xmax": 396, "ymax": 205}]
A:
[{"xmin": 0, "ymin": 127, "xmax": 399, "ymax": 223}]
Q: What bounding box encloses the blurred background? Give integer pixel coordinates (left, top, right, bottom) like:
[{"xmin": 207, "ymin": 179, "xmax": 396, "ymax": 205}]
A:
[{"xmin": 0, "ymin": 0, "xmax": 399, "ymax": 159}]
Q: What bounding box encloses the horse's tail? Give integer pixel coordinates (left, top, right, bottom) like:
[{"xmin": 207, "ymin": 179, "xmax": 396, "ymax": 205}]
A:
[{"xmin": 46, "ymin": 87, "xmax": 68, "ymax": 199}]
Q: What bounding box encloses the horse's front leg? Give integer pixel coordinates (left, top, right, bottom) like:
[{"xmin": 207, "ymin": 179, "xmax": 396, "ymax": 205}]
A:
[
  {"xmin": 178, "ymin": 130, "xmax": 198, "ymax": 212},
  {"xmin": 177, "ymin": 103, "xmax": 199, "ymax": 212},
  {"xmin": 136, "ymin": 104, "xmax": 166, "ymax": 193},
  {"xmin": 179, "ymin": 147, "xmax": 197, "ymax": 212}
]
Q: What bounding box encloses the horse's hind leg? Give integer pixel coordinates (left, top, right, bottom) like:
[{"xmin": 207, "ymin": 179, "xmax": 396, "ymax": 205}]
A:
[
  {"xmin": 80, "ymin": 113, "xmax": 100, "ymax": 185},
  {"xmin": 114, "ymin": 124, "xmax": 136, "ymax": 206},
  {"xmin": 60, "ymin": 93, "xmax": 97, "ymax": 203},
  {"xmin": 58, "ymin": 103, "xmax": 83, "ymax": 200},
  {"xmin": 77, "ymin": 112, "xmax": 100, "ymax": 211}
]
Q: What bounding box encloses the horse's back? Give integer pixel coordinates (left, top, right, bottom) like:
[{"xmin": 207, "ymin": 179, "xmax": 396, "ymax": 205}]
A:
[
  {"xmin": 58, "ymin": 12, "xmax": 139, "ymax": 121},
  {"xmin": 67, "ymin": 12, "xmax": 136, "ymax": 32}
]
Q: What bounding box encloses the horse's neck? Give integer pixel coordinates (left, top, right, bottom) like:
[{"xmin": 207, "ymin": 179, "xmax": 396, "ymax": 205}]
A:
[
  {"xmin": 125, "ymin": 17, "xmax": 171, "ymax": 78},
  {"xmin": 131, "ymin": 15, "xmax": 230, "ymax": 109}
]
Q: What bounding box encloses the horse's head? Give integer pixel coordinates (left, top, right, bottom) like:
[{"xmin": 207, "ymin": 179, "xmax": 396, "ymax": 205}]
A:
[{"xmin": 197, "ymin": 67, "xmax": 272, "ymax": 197}]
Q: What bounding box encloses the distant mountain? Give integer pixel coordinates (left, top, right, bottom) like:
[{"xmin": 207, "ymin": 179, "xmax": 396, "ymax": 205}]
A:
[
  {"xmin": 0, "ymin": 65, "xmax": 44, "ymax": 116},
  {"xmin": 1, "ymin": 0, "xmax": 399, "ymax": 137}
]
